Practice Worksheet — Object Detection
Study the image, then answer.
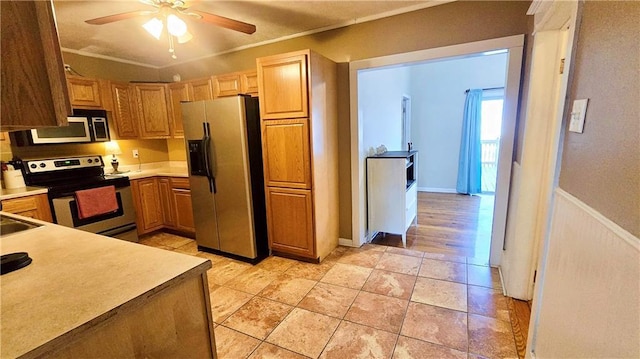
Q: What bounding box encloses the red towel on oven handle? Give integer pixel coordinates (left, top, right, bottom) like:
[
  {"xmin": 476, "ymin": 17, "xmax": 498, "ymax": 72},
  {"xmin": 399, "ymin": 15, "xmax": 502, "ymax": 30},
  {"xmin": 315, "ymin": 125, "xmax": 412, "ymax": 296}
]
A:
[{"xmin": 75, "ymin": 185, "xmax": 119, "ymax": 219}]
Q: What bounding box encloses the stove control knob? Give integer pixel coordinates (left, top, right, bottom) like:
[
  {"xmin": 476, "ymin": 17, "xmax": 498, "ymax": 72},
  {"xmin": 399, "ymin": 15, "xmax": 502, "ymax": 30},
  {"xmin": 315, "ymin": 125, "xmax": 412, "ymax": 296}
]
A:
[
  {"xmin": 30, "ymin": 164, "xmax": 37, "ymax": 169},
  {"xmin": 87, "ymin": 159, "xmax": 93, "ymax": 163},
  {"xmin": 39, "ymin": 163, "xmax": 46, "ymax": 168},
  {"xmin": 95, "ymin": 157, "xmax": 100, "ymax": 163}
]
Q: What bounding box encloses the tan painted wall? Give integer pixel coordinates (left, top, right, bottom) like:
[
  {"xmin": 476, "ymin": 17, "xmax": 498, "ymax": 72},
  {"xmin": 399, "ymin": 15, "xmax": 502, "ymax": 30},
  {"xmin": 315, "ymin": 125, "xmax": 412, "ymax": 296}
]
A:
[
  {"xmin": 62, "ymin": 52, "xmax": 159, "ymax": 82},
  {"xmin": 159, "ymin": 1, "xmax": 531, "ymax": 239},
  {"xmin": 167, "ymin": 138, "xmax": 187, "ymax": 162},
  {"xmin": 559, "ymin": 2, "xmax": 640, "ymax": 237}
]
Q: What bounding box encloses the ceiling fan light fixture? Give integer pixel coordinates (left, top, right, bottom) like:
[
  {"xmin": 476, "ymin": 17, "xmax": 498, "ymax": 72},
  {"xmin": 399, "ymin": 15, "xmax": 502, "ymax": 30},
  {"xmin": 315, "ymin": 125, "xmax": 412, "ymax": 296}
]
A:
[
  {"xmin": 167, "ymin": 14, "xmax": 187, "ymax": 37},
  {"xmin": 177, "ymin": 30, "xmax": 193, "ymax": 44},
  {"xmin": 142, "ymin": 17, "xmax": 163, "ymax": 40}
]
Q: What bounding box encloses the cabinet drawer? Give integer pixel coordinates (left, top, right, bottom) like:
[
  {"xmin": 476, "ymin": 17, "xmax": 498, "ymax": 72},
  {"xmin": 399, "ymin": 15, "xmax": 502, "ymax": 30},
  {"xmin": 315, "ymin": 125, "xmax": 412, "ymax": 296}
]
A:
[
  {"xmin": 170, "ymin": 177, "xmax": 190, "ymax": 189},
  {"xmin": 405, "ymin": 183, "xmax": 417, "ymax": 209},
  {"xmin": 2, "ymin": 196, "xmax": 39, "ymax": 213}
]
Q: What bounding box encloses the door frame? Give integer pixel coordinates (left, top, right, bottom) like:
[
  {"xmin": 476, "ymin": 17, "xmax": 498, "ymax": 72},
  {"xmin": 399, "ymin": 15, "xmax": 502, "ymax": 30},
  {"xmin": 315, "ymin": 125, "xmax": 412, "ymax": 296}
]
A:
[{"xmin": 348, "ymin": 35, "xmax": 524, "ymax": 268}]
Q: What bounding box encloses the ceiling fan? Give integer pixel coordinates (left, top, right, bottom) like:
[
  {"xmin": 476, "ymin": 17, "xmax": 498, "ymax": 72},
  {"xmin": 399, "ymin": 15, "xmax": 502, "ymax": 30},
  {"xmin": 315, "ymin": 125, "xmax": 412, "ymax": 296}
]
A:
[{"xmin": 85, "ymin": 0, "xmax": 256, "ymax": 59}]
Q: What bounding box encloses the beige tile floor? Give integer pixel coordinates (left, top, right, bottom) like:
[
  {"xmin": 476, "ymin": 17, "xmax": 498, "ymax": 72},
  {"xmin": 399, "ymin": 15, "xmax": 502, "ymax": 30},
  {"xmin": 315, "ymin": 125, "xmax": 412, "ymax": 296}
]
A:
[{"xmin": 140, "ymin": 233, "xmax": 518, "ymax": 359}]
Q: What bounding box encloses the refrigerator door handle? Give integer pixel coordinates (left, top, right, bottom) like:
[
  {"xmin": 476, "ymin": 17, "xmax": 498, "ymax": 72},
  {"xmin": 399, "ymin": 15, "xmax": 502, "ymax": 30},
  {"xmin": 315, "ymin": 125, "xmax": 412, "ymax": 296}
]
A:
[{"xmin": 202, "ymin": 122, "xmax": 217, "ymax": 193}]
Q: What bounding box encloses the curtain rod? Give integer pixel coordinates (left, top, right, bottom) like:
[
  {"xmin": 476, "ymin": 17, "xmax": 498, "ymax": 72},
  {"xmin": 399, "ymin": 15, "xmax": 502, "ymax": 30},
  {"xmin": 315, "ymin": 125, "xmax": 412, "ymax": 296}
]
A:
[{"xmin": 465, "ymin": 86, "xmax": 504, "ymax": 93}]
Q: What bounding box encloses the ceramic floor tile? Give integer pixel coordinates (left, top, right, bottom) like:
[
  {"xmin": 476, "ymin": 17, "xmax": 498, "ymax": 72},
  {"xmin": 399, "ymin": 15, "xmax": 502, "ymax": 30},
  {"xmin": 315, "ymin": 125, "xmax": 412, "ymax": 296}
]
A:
[
  {"xmin": 225, "ymin": 267, "xmax": 280, "ymax": 294},
  {"xmin": 361, "ymin": 244, "xmax": 387, "ymax": 252},
  {"xmin": 467, "ymin": 353, "xmax": 490, "ymax": 359},
  {"xmin": 337, "ymin": 248, "xmax": 383, "ymax": 268},
  {"xmin": 419, "ymin": 258, "xmax": 467, "ymax": 283},
  {"xmin": 401, "ymin": 302, "xmax": 468, "ymax": 352},
  {"xmin": 139, "ymin": 232, "xmax": 193, "ymax": 248},
  {"xmin": 361, "ymin": 269, "xmax": 416, "ymax": 300},
  {"xmin": 297, "ymin": 282, "xmax": 359, "ymax": 318},
  {"xmin": 393, "ymin": 336, "xmax": 467, "ymax": 359},
  {"xmin": 284, "ymin": 260, "xmax": 335, "ymax": 281},
  {"xmin": 197, "ymin": 251, "xmax": 230, "ymax": 266},
  {"xmin": 323, "ymin": 245, "xmax": 351, "ymax": 262},
  {"xmin": 467, "ymin": 265, "xmax": 502, "ymax": 290},
  {"xmin": 210, "ymin": 286, "xmax": 254, "ymax": 323},
  {"xmin": 422, "ymin": 252, "xmax": 467, "ymax": 264},
  {"xmin": 344, "ymin": 291, "xmax": 408, "ymax": 333},
  {"xmin": 266, "ymin": 308, "xmax": 340, "ymax": 358},
  {"xmin": 320, "ymin": 263, "xmax": 373, "ymax": 290},
  {"xmin": 248, "ymin": 342, "xmax": 309, "ymax": 359},
  {"xmin": 319, "ymin": 320, "xmax": 397, "ymax": 359},
  {"xmin": 209, "ymin": 260, "xmax": 252, "ymax": 286},
  {"xmin": 214, "ymin": 325, "xmax": 261, "ymax": 359},
  {"xmin": 411, "ymin": 277, "xmax": 467, "ymax": 312},
  {"xmin": 385, "ymin": 246, "xmax": 425, "ymax": 258},
  {"xmin": 468, "ymin": 314, "xmax": 518, "ymax": 359},
  {"xmin": 258, "ymin": 274, "xmax": 317, "ymax": 306},
  {"xmin": 222, "ymin": 297, "xmax": 293, "ymax": 340},
  {"xmin": 467, "ymin": 285, "xmax": 510, "ymax": 322},
  {"xmin": 255, "ymin": 256, "xmax": 298, "ymax": 273},
  {"xmin": 375, "ymin": 252, "xmax": 422, "ymax": 275}
]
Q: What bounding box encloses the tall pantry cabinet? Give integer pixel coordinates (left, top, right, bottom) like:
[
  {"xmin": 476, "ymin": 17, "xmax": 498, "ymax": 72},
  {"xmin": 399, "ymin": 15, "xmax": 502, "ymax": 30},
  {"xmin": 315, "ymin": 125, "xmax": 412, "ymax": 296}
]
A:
[{"xmin": 257, "ymin": 50, "xmax": 339, "ymax": 262}]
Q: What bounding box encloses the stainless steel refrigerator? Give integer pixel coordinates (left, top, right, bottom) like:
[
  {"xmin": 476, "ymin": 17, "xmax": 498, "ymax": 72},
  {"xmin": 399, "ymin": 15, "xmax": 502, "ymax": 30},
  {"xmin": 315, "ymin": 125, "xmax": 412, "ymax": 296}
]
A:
[{"xmin": 182, "ymin": 96, "xmax": 268, "ymax": 262}]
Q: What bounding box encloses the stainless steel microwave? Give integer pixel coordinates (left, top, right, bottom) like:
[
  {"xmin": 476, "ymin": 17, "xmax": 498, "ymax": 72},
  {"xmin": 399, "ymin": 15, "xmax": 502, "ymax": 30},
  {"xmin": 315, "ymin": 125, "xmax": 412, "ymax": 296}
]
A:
[{"xmin": 12, "ymin": 109, "xmax": 110, "ymax": 146}]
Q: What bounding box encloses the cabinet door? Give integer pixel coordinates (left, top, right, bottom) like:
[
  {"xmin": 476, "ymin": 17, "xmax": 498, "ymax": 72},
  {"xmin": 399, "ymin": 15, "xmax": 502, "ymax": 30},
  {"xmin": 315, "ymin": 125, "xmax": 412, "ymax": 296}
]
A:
[
  {"xmin": 257, "ymin": 53, "xmax": 308, "ymax": 119},
  {"xmin": 1, "ymin": 1, "xmax": 71, "ymax": 131},
  {"xmin": 1, "ymin": 194, "xmax": 52, "ymax": 222},
  {"xmin": 172, "ymin": 188, "xmax": 195, "ymax": 233},
  {"xmin": 214, "ymin": 73, "xmax": 241, "ymax": 97},
  {"xmin": 158, "ymin": 178, "xmax": 176, "ymax": 228},
  {"xmin": 240, "ymin": 70, "xmax": 258, "ymax": 96},
  {"xmin": 262, "ymin": 119, "xmax": 312, "ymax": 189},
  {"xmin": 67, "ymin": 75, "xmax": 102, "ymax": 108},
  {"xmin": 135, "ymin": 84, "xmax": 170, "ymax": 138},
  {"xmin": 266, "ymin": 187, "xmax": 315, "ymax": 258},
  {"xmin": 167, "ymin": 82, "xmax": 191, "ymax": 138},
  {"xmin": 188, "ymin": 77, "xmax": 214, "ymax": 101},
  {"xmin": 111, "ymin": 82, "xmax": 139, "ymax": 138},
  {"xmin": 133, "ymin": 178, "xmax": 163, "ymax": 234}
]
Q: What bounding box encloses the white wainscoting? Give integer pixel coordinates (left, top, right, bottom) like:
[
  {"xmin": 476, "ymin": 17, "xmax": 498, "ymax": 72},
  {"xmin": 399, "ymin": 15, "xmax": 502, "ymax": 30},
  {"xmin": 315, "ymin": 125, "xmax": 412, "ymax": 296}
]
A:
[{"xmin": 529, "ymin": 188, "xmax": 640, "ymax": 358}]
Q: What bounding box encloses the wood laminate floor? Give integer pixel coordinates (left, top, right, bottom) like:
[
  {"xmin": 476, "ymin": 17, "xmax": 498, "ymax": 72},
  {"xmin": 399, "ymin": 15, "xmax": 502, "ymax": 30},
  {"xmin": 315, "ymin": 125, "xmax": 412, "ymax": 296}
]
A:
[{"xmin": 372, "ymin": 192, "xmax": 494, "ymax": 265}]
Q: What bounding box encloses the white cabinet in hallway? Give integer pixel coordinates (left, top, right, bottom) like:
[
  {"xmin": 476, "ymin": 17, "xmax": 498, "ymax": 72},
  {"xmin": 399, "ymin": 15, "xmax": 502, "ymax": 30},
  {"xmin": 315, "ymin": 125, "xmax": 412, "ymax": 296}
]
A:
[{"xmin": 367, "ymin": 151, "xmax": 418, "ymax": 247}]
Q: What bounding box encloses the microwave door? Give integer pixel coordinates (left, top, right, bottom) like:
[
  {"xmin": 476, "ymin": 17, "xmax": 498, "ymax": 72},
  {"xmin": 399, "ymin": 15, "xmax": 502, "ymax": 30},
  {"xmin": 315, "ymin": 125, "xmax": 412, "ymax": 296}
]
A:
[
  {"xmin": 90, "ymin": 117, "xmax": 110, "ymax": 142},
  {"xmin": 30, "ymin": 117, "xmax": 91, "ymax": 144}
]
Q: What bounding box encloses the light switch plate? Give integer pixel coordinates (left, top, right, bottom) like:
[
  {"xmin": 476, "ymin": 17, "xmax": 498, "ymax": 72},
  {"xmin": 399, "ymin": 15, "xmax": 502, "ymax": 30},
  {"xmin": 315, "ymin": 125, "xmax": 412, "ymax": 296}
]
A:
[
  {"xmin": 132, "ymin": 149, "xmax": 139, "ymax": 158},
  {"xmin": 569, "ymin": 99, "xmax": 588, "ymax": 133}
]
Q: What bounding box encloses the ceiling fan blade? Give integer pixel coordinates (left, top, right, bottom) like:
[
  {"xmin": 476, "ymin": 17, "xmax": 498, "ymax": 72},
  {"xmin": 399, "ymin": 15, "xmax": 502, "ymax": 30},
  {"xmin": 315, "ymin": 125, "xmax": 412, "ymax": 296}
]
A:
[
  {"xmin": 85, "ymin": 11, "xmax": 155, "ymax": 25},
  {"xmin": 189, "ymin": 10, "xmax": 256, "ymax": 34}
]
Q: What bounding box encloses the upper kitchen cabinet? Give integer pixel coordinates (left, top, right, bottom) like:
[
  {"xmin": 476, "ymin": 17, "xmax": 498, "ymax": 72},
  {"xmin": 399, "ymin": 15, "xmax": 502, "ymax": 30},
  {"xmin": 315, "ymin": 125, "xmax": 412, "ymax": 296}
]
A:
[
  {"xmin": 187, "ymin": 77, "xmax": 214, "ymax": 102},
  {"xmin": 66, "ymin": 75, "xmax": 102, "ymax": 109},
  {"xmin": 134, "ymin": 83, "xmax": 171, "ymax": 138},
  {"xmin": 1, "ymin": 0, "xmax": 71, "ymax": 131},
  {"xmin": 257, "ymin": 50, "xmax": 338, "ymax": 262},
  {"xmin": 167, "ymin": 82, "xmax": 191, "ymax": 138},
  {"xmin": 240, "ymin": 70, "xmax": 259, "ymax": 96},
  {"xmin": 257, "ymin": 52, "xmax": 308, "ymax": 119},
  {"xmin": 110, "ymin": 82, "xmax": 139, "ymax": 139},
  {"xmin": 214, "ymin": 73, "xmax": 241, "ymax": 98}
]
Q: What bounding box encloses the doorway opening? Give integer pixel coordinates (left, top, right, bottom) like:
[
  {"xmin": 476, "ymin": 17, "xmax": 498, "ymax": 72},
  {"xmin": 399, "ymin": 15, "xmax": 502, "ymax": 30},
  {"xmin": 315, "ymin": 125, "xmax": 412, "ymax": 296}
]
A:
[{"xmin": 350, "ymin": 35, "xmax": 524, "ymax": 267}]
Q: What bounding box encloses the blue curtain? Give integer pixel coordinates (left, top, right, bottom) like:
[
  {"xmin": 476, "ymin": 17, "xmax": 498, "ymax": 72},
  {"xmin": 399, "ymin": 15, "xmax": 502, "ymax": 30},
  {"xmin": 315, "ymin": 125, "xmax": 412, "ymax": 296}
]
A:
[{"xmin": 456, "ymin": 89, "xmax": 483, "ymax": 194}]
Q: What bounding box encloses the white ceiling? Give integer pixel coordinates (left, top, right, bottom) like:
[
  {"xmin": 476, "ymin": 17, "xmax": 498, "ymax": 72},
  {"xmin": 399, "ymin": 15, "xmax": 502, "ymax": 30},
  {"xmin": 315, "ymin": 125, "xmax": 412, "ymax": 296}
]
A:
[{"xmin": 52, "ymin": 0, "xmax": 449, "ymax": 68}]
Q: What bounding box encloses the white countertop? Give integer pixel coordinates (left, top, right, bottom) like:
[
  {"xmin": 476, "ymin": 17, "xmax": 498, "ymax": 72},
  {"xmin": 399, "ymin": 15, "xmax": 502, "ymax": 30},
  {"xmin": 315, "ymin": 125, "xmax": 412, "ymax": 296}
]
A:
[
  {"xmin": 0, "ymin": 186, "xmax": 48, "ymax": 201},
  {"xmin": 105, "ymin": 161, "xmax": 189, "ymax": 180},
  {"xmin": 0, "ymin": 212, "xmax": 210, "ymax": 358}
]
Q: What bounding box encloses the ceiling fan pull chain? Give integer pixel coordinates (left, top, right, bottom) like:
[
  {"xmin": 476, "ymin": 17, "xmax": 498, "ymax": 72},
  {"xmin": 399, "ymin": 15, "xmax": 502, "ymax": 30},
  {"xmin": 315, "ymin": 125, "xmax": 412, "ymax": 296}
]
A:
[{"xmin": 168, "ymin": 30, "xmax": 177, "ymax": 59}]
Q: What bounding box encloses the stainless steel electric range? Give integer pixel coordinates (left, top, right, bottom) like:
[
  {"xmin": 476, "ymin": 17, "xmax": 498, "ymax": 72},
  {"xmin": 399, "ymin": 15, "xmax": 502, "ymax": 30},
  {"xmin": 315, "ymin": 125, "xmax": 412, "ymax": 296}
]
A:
[{"xmin": 20, "ymin": 155, "xmax": 138, "ymax": 242}]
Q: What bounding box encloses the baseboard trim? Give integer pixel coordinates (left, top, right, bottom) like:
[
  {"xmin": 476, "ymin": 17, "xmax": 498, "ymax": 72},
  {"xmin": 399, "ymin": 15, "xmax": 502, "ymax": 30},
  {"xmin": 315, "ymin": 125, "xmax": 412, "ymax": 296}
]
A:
[
  {"xmin": 418, "ymin": 187, "xmax": 457, "ymax": 193},
  {"xmin": 339, "ymin": 237, "xmax": 356, "ymax": 247}
]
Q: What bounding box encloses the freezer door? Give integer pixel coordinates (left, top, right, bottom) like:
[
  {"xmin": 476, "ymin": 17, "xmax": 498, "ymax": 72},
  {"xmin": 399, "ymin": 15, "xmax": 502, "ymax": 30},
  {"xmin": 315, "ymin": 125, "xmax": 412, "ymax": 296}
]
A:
[
  {"xmin": 182, "ymin": 101, "xmax": 220, "ymax": 250},
  {"xmin": 206, "ymin": 97, "xmax": 258, "ymax": 258}
]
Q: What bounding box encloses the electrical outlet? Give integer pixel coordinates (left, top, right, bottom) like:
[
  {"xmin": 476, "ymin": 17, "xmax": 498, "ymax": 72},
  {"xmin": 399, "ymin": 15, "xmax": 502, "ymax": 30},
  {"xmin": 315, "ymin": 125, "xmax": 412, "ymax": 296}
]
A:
[{"xmin": 132, "ymin": 149, "xmax": 139, "ymax": 158}]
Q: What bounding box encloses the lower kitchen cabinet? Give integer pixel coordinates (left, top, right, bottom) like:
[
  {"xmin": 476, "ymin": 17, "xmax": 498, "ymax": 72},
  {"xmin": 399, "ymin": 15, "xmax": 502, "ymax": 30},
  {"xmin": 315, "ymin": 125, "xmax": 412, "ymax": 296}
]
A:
[
  {"xmin": 1, "ymin": 194, "xmax": 53, "ymax": 222},
  {"xmin": 132, "ymin": 177, "xmax": 194, "ymax": 236},
  {"xmin": 266, "ymin": 187, "xmax": 314, "ymax": 258},
  {"xmin": 131, "ymin": 178, "xmax": 163, "ymax": 235}
]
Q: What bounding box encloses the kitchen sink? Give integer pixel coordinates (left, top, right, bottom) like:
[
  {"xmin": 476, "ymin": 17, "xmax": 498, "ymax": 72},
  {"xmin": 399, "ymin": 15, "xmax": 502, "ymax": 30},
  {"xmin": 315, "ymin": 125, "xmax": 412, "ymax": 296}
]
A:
[{"xmin": 0, "ymin": 215, "xmax": 40, "ymax": 236}]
